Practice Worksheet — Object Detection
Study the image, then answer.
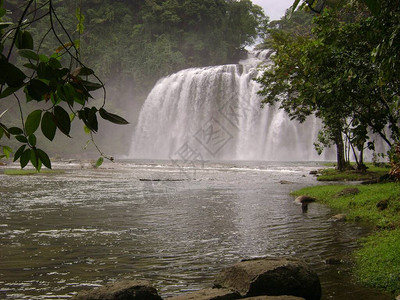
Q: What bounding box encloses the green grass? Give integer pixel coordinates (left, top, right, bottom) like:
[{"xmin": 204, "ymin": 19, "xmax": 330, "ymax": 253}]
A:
[
  {"xmin": 355, "ymin": 229, "xmax": 400, "ymax": 294},
  {"xmin": 2, "ymin": 169, "xmax": 65, "ymax": 175},
  {"xmin": 317, "ymin": 164, "xmax": 389, "ymax": 181},
  {"xmin": 292, "ymin": 182, "xmax": 400, "ymax": 294}
]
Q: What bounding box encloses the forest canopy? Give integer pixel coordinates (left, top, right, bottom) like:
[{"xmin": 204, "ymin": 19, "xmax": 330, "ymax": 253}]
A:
[
  {"xmin": 256, "ymin": 0, "xmax": 400, "ymax": 174},
  {"xmin": 0, "ymin": 0, "xmax": 267, "ymax": 169}
]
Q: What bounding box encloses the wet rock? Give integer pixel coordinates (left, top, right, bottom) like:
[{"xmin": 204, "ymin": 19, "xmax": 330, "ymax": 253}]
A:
[
  {"xmin": 243, "ymin": 296, "xmax": 305, "ymax": 300},
  {"xmin": 323, "ymin": 257, "xmax": 343, "ymax": 265},
  {"xmin": 309, "ymin": 170, "xmax": 318, "ymax": 175},
  {"xmin": 294, "ymin": 195, "xmax": 316, "ymax": 204},
  {"xmin": 376, "ymin": 199, "xmax": 389, "ymax": 211},
  {"xmin": 167, "ymin": 288, "xmax": 240, "ymax": 300},
  {"xmin": 295, "ymin": 196, "xmax": 316, "ymax": 213},
  {"xmin": 334, "ymin": 188, "xmax": 360, "ymax": 198},
  {"xmin": 72, "ymin": 280, "xmax": 162, "ymax": 300},
  {"xmin": 329, "ymin": 214, "xmax": 347, "ymax": 222},
  {"xmin": 280, "ymin": 180, "xmax": 295, "ymax": 184},
  {"xmin": 214, "ymin": 257, "xmax": 321, "ymax": 300}
]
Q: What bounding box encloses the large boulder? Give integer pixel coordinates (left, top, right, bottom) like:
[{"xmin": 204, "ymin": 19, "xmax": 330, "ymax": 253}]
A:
[
  {"xmin": 214, "ymin": 257, "xmax": 321, "ymax": 300},
  {"xmin": 167, "ymin": 288, "xmax": 240, "ymax": 300},
  {"xmin": 72, "ymin": 280, "xmax": 162, "ymax": 300}
]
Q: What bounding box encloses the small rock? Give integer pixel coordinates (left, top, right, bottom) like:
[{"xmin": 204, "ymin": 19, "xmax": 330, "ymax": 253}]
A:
[
  {"xmin": 329, "ymin": 214, "xmax": 347, "ymax": 222},
  {"xmin": 72, "ymin": 280, "xmax": 162, "ymax": 300},
  {"xmin": 376, "ymin": 199, "xmax": 389, "ymax": 211},
  {"xmin": 309, "ymin": 170, "xmax": 318, "ymax": 175},
  {"xmin": 214, "ymin": 257, "xmax": 321, "ymax": 300},
  {"xmin": 334, "ymin": 188, "xmax": 360, "ymax": 198},
  {"xmin": 323, "ymin": 257, "xmax": 343, "ymax": 265},
  {"xmin": 396, "ymin": 294, "xmax": 400, "ymax": 300}
]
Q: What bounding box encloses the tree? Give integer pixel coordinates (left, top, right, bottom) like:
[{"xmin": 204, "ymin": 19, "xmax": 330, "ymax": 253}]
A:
[
  {"xmin": 0, "ymin": 0, "xmax": 128, "ymax": 171},
  {"xmin": 257, "ymin": 3, "xmax": 397, "ymax": 170}
]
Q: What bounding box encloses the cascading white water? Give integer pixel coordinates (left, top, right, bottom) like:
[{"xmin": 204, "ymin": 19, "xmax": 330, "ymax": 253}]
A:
[{"xmin": 130, "ymin": 50, "xmax": 330, "ymax": 161}]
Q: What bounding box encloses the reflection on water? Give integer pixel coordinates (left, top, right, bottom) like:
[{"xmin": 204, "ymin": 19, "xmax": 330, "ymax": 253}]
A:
[{"xmin": 0, "ymin": 161, "xmax": 391, "ymax": 299}]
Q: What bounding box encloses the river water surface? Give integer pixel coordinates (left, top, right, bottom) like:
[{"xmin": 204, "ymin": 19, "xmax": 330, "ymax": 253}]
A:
[{"xmin": 0, "ymin": 161, "xmax": 391, "ymax": 299}]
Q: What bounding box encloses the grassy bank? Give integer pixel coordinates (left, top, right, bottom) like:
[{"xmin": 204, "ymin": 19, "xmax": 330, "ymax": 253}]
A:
[
  {"xmin": 317, "ymin": 163, "xmax": 389, "ymax": 181},
  {"xmin": 292, "ymin": 182, "xmax": 400, "ymax": 295},
  {"xmin": 2, "ymin": 169, "xmax": 65, "ymax": 175}
]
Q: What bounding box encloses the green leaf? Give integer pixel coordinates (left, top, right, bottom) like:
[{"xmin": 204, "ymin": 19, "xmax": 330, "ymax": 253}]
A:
[
  {"xmin": 0, "ymin": 122, "xmax": 9, "ymax": 138},
  {"xmin": 79, "ymin": 67, "xmax": 94, "ymax": 76},
  {"xmin": 41, "ymin": 111, "xmax": 57, "ymax": 141},
  {"xmin": 0, "ymin": 86, "xmax": 22, "ymax": 98},
  {"xmin": 28, "ymin": 134, "xmax": 36, "ymax": 147},
  {"xmin": 78, "ymin": 107, "xmax": 98, "ymax": 132},
  {"xmin": 0, "ymin": 58, "xmax": 26, "ymax": 87},
  {"xmin": 88, "ymin": 107, "xmax": 98, "ymax": 132},
  {"xmin": 39, "ymin": 54, "xmax": 49, "ymax": 62},
  {"xmin": 20, "ymin": 148, "xmax": 31, "ymax": 168},
  {"xmin": 53, "ymin": 106, "xmax": 71, "ymax": 136},
  {"xmin": 8, "ymin": 127, "xmax": 23, "ymax": 135},
  {"xmin": 26, "ymin": 79, "xmax": 51, "ymax": 101},
  {"xmin": 95, "ymin": 157, "xmax": 104, "ymax": 168},
  {"xmin": 83, "ymin": 125, "xmax": 91, "ymax": 135},
  {"xmin": 15, "ymin": 135, "xmax": 28, "ymax": 143},
  {"xmin": 99, "ymin": 108, "xmax": 129, "ymax": 125},
  {"xmin": 57, "ymin": 84, "xmax": 75, "ymax": 106},
  {"xmin": 37, "ymin": 149, "xmax": 51, "ymax": 169},
  {"xmin": 25, "ymin": 110, "xmax": 42, "ymax": 136},
  {"xmin": 2, "ymin": 145, "xmax": 12, "ymax": 159},
  {"xmin": 0, "ymin": 127, "xmax": 3, "ymax": 139},
  {"xmin": 18, "ymin": 49, "xmax": 39, "ymax": 61},
  {"xmin": 13, "ymin": 145, "xmax": 26, "ymax": 162},
  {"xmin": 31, "ymin": 79, "xmax": 50, "ymax": 99},
  {"xmin": 30, "ymin": 148, "xmax": 40, "ymax": 171},
  {"xmin": 81, "ymin": 80, "xmax": 103, "ymax": 91},
  {"xmin": 16, "ymin": 31, "xmax": 34, "ymax": 50},
  {"xmin": 49, "ymin": 57, "xmax": 62, "ymax": 69}
]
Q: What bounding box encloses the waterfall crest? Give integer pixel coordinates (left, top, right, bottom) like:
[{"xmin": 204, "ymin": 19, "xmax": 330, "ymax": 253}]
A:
[{"xmin": 130, "ymin": 50, "xmax": 327, "ymax": 161}]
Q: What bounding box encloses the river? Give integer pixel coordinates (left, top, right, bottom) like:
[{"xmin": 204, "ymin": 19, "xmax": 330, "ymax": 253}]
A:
[{"xmin": 0, "ymin": 160, "xmax": 391, "ymax": 299}]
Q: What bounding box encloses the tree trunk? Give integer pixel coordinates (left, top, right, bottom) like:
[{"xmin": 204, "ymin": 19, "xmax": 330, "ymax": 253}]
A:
[{"xmin": 334, "ymin": 132, "xmax": 346, "ymax": 171}]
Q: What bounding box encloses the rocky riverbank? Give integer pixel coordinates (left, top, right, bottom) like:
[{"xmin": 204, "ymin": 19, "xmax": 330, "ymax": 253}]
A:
[{"xmin": 72, "ymin": 257, "xmax": 321, "ymax": 300}]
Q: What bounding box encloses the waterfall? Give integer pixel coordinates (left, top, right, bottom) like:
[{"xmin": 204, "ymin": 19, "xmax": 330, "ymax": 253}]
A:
[{"xmin": 130, "ymin": 50, "xmax": 329, "ymax": 161}]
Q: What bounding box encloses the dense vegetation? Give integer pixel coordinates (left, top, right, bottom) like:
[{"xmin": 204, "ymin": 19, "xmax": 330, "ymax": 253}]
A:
[
  {"xmin": 0, "ymin": 0, "xmax": 267, "ymax": 169},
  {"xmin": 256, "ymin": 0, "xmax": 400, "ymax": 175}
]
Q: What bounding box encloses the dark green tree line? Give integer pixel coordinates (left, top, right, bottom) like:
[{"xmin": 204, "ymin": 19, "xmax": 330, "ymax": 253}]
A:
[{"xmin": 257, "ymin": 0, "xmax": 400, "ymax": 171}]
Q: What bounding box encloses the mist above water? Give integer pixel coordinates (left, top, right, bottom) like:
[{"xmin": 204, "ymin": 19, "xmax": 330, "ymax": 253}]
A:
[{"xmin": 130, "ymin": 50, "xmax": 332, "ymax": 161}]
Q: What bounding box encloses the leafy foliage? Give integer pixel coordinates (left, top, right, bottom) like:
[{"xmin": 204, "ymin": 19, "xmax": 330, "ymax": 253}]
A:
[
  {"xmin": 257, "ymin": 1, "xmax": 400, "ymax": 170},
  {"xmin": 0, "ymin": 0, "xmax": 129, "ymax": 170}
]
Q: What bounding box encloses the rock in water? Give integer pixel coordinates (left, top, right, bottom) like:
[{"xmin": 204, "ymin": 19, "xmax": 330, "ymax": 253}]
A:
[
  {"xmin": 294, "ymin": 195, "xmax": 316, "ymax": 204},
  {"xmin": 72, "ymin": 280, "xmax": 162, "ymax": 300},
  {"xmin": 214, "ymin": 257, "xmax": 321, "ymax": 300}
]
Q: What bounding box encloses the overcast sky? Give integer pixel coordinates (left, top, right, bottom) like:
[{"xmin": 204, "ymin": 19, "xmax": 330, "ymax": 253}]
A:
[{"xmin": 252, "ymin": 0, "xmax": 294, "ymax": 21}]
